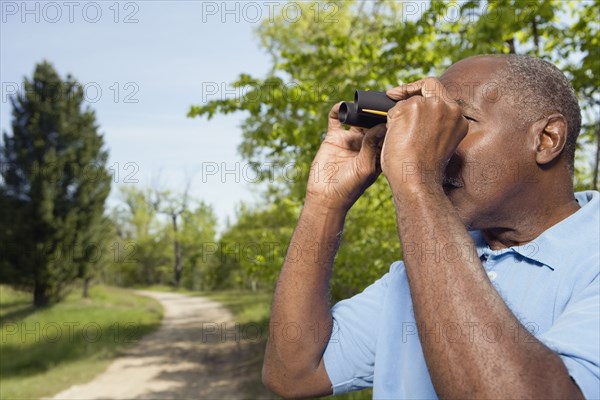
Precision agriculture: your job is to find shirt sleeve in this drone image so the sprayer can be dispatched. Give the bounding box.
[537,275,600,399]
[322,261,399,394]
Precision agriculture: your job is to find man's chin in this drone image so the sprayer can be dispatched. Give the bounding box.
[446,192,479,230]
[443,187,470,222]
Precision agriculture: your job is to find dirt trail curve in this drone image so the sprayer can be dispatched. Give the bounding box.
[52,291,276,400]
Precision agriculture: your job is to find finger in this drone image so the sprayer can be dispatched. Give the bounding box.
[386,77,445,100]
[386,80,426,100]
[324,124,364,151]
[357,124,387,172]
[385,99,412,125]
[344,124,370,149]
[420,77,446,99]
[325,107,366,151]
[349,125,367,135]
[328,102,344,131]
[344,129,365,151]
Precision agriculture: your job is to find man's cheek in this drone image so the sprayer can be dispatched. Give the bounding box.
[480,161,503,184]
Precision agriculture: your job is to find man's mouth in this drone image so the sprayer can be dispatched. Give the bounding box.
[442,176,464,189]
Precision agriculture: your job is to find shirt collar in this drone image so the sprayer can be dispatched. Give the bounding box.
[470,191,599,271]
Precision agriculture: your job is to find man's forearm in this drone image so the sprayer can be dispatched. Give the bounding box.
[263,202,345,395]
[391,183,582,399]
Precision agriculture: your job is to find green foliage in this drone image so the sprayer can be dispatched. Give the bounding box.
[213,198,299,291]
[103,186,172,287]
[211,181,401,302]
[189,0,599,298]
[0,61,112,306]
[0,284,162,399]
[179,201,219,290]
[332,180,401,301]
[567,0,600,190]
[104,186,218,290]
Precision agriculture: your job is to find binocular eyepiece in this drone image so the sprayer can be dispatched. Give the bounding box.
[338,90,397,129]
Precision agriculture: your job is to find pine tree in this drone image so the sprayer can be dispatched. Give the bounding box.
[0,61,111,306]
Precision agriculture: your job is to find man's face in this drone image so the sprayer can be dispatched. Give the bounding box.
[438,57,538,230]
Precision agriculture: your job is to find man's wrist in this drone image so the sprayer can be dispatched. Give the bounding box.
[292,200,347,266]
[303,197,350,219]
[383,160,445,190]
[385,169,443,195]
[387,176,445,205]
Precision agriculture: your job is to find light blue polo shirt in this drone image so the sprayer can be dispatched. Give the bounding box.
[323,191,599,399]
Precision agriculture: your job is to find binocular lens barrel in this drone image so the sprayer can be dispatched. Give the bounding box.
[338,90,397,129]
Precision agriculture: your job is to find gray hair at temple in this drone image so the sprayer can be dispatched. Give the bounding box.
[492,54,581,173]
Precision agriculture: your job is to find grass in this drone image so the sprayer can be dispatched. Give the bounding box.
[201,291,272,325]
[0,284,163,399]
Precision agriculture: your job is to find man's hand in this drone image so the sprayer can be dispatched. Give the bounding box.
[306,102,386,212]
[381,77,468,190]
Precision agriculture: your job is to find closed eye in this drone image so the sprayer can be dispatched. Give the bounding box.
[464,115,477,122]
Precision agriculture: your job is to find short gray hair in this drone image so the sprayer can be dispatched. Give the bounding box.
[492,55,581,170]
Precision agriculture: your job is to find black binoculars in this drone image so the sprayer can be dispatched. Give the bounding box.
[338,90,397,129]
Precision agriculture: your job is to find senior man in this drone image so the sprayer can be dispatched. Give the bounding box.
[262,54,599,399]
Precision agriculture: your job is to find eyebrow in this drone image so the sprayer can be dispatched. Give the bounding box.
[456,98,481,114]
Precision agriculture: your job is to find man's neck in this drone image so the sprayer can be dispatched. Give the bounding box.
[481,188,580,250]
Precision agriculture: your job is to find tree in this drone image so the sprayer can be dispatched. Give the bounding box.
[563,0,600,189]
[108,186,171,287]
[0,61,111,306]
[190,1,598,192]
[188,0,599,297]
[150,182,191,288]
[179,201,218,291]
[215,198,299,291]
[104,186,218,289]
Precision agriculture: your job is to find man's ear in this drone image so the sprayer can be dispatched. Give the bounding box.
[531,113,568,166]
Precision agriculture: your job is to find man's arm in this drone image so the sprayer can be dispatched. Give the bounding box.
[262,104,386,397]
[391,183,583,398]
[381,78,584,398]
[261,204,342,398]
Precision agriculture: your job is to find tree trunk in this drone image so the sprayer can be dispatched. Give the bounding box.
[33,281,49,307]
[531,18,539,54]
[506,37,516,54]
[593,121,600,190]
[83,277,91,298]
[172,215,182,288]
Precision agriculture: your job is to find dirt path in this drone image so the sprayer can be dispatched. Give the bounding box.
[52,291,276,399]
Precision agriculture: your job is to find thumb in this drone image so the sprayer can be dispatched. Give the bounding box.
[357,124,387,173]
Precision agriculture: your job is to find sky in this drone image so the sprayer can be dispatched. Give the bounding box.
[1,0,284,230]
